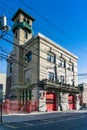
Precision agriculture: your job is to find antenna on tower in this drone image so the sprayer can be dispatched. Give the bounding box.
[0,14,10,38]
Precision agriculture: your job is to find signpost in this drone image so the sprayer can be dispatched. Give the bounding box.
[0,84,3,123]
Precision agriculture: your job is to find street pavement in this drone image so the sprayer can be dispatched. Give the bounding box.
[0,110,87,130]
[2,110,86,123]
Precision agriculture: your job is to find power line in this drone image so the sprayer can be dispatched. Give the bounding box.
[33,24,62,41]
[0,54,53,77]
[0,1,70,43]
[2,37,87,79]
[0,0,14,14]
[0,3,86,80]
[0,0,72,40]
[6,32,75,64]
[20,0,72,39]
[0,47,10,55]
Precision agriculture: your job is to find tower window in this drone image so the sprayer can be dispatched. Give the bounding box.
[27,20,29,24]
[24,31,28,39]
[23,18,26,22]
[10,62,12,73]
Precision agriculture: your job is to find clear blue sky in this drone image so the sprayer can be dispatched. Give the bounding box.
[0,0,87,83]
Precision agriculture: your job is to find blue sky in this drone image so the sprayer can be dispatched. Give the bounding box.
[0,0,87,83]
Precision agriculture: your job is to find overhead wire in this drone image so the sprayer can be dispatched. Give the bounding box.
[2,36,87,80]
[20,0,72,39]
[0,0,14,14]
[0,1,86,81]
[0,0,72,42]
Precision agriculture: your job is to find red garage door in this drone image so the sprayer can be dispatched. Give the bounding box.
[68,95,76,110]
[46,92,57,111]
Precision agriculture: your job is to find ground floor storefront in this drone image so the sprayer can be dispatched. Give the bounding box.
[4,81,80,113]
[2,89,80,113]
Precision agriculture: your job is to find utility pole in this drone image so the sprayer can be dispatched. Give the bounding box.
[0,84,3,123]
[0,14,10,123]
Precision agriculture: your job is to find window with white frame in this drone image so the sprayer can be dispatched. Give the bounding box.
[58,59,65,68]
[60,75,65,83]
[68,63,74,71]
[48,72,54,81]
[47,52,55,63]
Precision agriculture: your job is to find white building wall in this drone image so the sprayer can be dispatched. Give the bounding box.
[0,73,6,95]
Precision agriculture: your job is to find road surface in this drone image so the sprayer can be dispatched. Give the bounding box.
[0,111,87,130]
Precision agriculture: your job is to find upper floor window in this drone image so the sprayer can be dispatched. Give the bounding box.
[48,72,54,81]
[58,59,65,68]
[47,52,55,63]
[68,63,74,71]
[25,51,32,63]
[60,75,65,83]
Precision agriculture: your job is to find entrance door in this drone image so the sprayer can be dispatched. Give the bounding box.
[68,95,76,110]
[46,92,57,111]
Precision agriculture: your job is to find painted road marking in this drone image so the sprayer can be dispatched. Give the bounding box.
[4,124,18,129]
[19,122,34,126]
[30,116,83,126]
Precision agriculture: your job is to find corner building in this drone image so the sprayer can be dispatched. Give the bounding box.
[6,8,80,112]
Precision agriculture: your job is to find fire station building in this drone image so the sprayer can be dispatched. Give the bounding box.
[6,8,80,112]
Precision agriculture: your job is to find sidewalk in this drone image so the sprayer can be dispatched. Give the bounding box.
[2,110,87,123]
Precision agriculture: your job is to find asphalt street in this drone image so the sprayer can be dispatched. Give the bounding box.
[1,111,87,130]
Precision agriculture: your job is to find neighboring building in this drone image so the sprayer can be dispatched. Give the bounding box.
[6,8,80,112]
[79,83,87,109]
[0,72,6,97]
